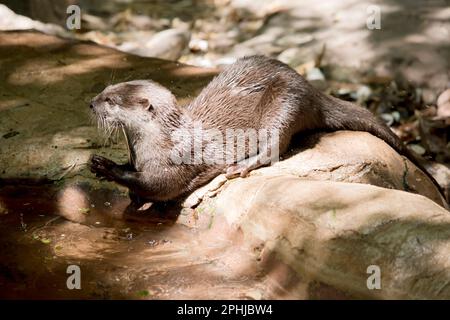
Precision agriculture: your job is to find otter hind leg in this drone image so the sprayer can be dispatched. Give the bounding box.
[225,152,272,179]
[225,129,291,179]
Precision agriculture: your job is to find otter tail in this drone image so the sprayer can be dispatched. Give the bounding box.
[322,95,447,205]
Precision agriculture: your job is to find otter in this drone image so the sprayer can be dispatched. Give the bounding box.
[89,55,445,203]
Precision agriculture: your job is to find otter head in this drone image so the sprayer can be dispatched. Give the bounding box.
[90,80,181,134]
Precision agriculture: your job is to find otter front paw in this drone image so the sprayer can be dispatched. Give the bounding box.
[90,155,121,181]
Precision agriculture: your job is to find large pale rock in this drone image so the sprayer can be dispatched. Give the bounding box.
[425,162,450,202]
[119,28,191,60]
[436,88,450,119]
[183,131,447,209]
[255,131,446,207]
[1,1,76,26]
[209,177,450,299]
[0,4,69,36]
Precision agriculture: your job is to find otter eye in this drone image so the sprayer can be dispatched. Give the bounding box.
[105,97,112,104]
[137,98,152,111]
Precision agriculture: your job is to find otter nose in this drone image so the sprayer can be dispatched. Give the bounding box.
[89,104,94,109]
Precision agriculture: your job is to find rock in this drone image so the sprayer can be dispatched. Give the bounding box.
[0,4,69,37]
[181,130,446,209]
[183,174,228,208]
[424,161,450,201]
[123,28,191,60]
[253,131,446,207]
[306,67,327,90]
[437,88,450,107]
[116,31,155,53]
[180,55,215,68]
[437,102,450,120]
[277,47,304,67]
[189,38,209,53]
[127,14,161,30]
[421,88,437,105]
[171,17,191,31]
[231,29,284,58]
[211,176,450,299]
[0,31,215,182]
[215,56,238,66]
[1,0,76,27]
[325,65,361,83]
[355,85,372,104]
[81,13,110,31]
[275,33,314,47]
[436,88,450,119]
[408,144,426,156]
[208,35,236,53]
[380,113,395,126]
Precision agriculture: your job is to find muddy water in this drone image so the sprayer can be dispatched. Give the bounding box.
[0,181,261,299]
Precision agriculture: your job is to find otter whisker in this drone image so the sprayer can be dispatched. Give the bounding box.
[121,124,133,165]
[96,117,121,147]
[108,69,116,86]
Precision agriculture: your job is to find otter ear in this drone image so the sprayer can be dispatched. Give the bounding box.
[137,98,153,111]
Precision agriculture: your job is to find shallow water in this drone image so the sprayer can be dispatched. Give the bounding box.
[0,181,260,299]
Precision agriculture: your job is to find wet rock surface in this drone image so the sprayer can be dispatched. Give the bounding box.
[0,31,216,181]
[0,31,449,299]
